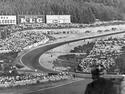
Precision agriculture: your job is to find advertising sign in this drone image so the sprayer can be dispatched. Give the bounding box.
[46,15,71,24]
[18,15,45,24]
[0,15,16,25]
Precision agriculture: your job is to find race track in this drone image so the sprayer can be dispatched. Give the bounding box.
[21,30,125,73]
[20,31,125,94]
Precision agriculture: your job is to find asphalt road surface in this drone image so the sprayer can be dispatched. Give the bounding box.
[19,31,125,94]
[21,30,125,73]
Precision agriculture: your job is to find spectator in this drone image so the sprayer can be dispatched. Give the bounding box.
[0,71,72,88]
[84,67,116,94]
[77,37,125,73]
[0,30,48,52]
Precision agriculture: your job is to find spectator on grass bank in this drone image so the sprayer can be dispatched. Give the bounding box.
[84,67,116,94]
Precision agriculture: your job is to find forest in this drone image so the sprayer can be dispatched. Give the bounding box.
[0,0,125,23]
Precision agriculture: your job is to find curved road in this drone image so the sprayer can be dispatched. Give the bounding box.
[21,30,125,73]
[10,31,124,94]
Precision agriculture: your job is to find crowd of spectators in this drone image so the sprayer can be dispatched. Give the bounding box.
[0,30,48,53]
[0,20,125,74]
[78,37,125,73]
[0,20,124,38]
[0,20,122,56]
[0,72,72,88]
[13,20,125,30]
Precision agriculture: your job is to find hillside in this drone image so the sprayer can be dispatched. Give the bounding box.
[0,0,125,23]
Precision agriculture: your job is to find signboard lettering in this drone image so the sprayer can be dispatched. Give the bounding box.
[0,15,16,25]
[18,15,45,24]
[46,15,71,24]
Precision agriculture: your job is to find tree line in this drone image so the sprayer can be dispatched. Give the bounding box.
[0,0,124,23]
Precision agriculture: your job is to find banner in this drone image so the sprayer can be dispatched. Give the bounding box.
[46,15,71,24]
[18,15,45,24]
[0,15,16,25]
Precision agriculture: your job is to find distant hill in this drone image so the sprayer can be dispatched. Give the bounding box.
[0,0,125,24]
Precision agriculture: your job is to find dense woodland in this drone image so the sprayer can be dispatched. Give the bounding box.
[0,0,125,23]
